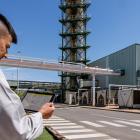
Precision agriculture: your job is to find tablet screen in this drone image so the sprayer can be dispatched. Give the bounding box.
[22,91,55,112]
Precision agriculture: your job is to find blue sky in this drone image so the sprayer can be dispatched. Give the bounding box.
[1,0,140,82]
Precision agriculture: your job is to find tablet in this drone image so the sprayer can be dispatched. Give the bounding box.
[21,90,56,112]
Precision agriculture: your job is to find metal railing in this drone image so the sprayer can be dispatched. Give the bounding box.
[62,84,77,90]
[58,43,91,48]
[59,0,91,6]
[59,14,91,20]
[0,55,122,76]
[86,56,91,61]
[58,71,69,76]
[59,28,91,34]
[2,54,87,68]
[58,71,84,76]
[58,56,91,62]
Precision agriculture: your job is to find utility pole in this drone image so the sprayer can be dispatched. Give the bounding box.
[17,51,22,91]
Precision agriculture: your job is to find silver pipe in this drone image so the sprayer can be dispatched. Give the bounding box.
[108,84,139,101]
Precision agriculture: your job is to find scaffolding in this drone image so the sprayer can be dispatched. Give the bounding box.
[58,0,91,102]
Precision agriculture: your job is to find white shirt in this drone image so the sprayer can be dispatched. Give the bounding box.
[0,69,43,140]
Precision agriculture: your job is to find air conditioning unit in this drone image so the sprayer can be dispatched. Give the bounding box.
[97,90,106,105]
[118,89,140,108]
[106,90,118,105]
[65,92,77,105]
[82,92,88,104]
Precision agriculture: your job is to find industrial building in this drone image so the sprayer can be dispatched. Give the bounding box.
[8,80,61,95]
[57,0,130,106]
[58,37,140,106]
[88,43,140,88]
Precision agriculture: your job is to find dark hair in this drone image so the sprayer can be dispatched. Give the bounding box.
[0,14,17,44]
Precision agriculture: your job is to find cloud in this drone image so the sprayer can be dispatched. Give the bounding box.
[2,68,17,71]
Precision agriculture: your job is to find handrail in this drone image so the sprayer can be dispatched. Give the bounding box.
[2,54,87,68]
[59,14,91,20]
[3,55,111,71]
[58,43,91,48]
[59,0,91,6]
[58,56,91,62]
[0,55,123,76]
[59,28,91,34]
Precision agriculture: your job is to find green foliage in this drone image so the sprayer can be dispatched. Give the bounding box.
[16,91,26,98]
[35,128,54,140]
[11,89,26,98]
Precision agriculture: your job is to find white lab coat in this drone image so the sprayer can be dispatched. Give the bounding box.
[0,69,43,140]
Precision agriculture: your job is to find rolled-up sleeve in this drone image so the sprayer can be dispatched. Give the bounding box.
[20,112,43,140]
[0,98,43,140]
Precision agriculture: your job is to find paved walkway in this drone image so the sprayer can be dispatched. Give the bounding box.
[43,104,140,139]
[59,104,140,114]
[44,115,119,140]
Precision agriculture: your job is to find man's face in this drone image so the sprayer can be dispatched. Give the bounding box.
[0,35,12,60]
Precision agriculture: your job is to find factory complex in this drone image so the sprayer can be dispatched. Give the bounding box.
[57,0,140,108]
[4,0,140,108]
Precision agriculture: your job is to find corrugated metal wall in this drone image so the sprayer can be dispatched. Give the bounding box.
[109,44,136,85]
[136,44,140,85]
[88,44,139,87]
[88,56,109,87]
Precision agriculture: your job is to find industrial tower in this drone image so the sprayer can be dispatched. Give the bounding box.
[58,0,91,103]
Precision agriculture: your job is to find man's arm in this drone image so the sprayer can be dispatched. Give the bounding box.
[0,69,55,140]
[25,103,55,140]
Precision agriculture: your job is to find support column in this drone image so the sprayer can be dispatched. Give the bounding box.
[92,74,95,106]
[78,89,79,105]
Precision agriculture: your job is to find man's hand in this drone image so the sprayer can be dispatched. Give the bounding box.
[39,102,55,119]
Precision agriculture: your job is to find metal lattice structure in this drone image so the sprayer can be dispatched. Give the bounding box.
[58,0,91,102]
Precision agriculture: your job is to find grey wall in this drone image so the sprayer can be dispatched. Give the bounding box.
[109,44,136,85]
[136,44,140,85]
[88,56,109,88]
[88,44,139,87]
[7,80,18,87]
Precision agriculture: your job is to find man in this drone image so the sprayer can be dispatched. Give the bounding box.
[0,14,55,140]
